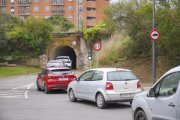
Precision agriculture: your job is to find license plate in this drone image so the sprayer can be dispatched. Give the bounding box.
[59,78,68,81]
[120,93,134,98]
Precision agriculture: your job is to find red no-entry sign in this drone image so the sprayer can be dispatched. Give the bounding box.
[150,29,160,40]
[93,41,102,51]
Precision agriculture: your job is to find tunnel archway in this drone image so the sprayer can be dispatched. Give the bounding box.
[53,46,77,69]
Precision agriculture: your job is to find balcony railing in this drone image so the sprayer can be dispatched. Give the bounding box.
[18,1,31,6]
[19,12,31,15]
[52,2,64,6]
[52,10,64,15]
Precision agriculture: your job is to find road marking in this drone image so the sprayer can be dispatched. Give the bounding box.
[0,83,34,98]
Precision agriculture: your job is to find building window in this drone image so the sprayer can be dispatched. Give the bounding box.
[53,0,63,4]
[78,0,82,3]
[1,7,6,13]
[34,0,39,2]
[1,0,6,5]
[45,6,50,12]
[87,7,96,11]
[34,6,39,11]
[87,17,96,21]
[78,6,83,12]
[26,7,30,14]
[45,0,49,2]
[68,0,72,1]
[87,0,95,1]
[68,6,73,11]
[19,7,24,14]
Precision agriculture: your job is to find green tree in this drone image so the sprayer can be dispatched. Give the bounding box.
[7,16,53,56]
[0,13,22,55]
[46,16,74,32]
[83,23,112,43]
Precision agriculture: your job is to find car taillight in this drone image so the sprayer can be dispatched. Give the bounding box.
[106,82,113,90]
[137,81,144,91]
[70,77,76,81]
[48,74,53,79]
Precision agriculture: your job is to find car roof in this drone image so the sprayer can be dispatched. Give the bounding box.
[57,56,69,58]
[86,68,131,72]
[48,60,63,63]
[161,65,180,78]
[46,67,70,70]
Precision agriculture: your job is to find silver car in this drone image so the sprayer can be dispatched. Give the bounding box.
[67,68,143,108]
[56,56,72,68]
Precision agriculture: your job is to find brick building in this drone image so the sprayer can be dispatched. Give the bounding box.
[0,0,109,27]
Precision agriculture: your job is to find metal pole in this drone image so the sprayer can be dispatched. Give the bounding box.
[152,0,156,83]
[97,51,99,67]
[77,0,80,27]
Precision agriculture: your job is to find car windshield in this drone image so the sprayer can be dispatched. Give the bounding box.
[47,62,63,67]
[50,69,72,75]
[107,71,138,81]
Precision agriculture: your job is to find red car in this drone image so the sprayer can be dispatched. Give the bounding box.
[36,67,76,94]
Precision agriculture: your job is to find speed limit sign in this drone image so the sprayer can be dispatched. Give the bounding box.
[150,29,160,40]
[93,41,102,51]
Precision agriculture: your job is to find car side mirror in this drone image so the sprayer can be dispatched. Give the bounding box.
[148,88,155,97]
[75,78,79,82]
[148,88,159,97]
[37,73,42,76]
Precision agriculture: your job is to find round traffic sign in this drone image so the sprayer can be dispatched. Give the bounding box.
[93,41,102,51]
[150,29,160,40]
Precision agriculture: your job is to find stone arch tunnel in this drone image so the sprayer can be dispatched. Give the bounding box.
[53,45,77,69]
[47,33,89,70]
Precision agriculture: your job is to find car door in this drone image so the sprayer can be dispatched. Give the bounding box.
[148,72,180,120]
[37,69,45,88]
[88,70,104,101]
[75,70,94,99]
[176,72,180,120]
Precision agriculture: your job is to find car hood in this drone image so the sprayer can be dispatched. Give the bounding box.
[134,90,148,99]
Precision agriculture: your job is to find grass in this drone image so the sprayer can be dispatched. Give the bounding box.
[0,65,42,77]
[97,32,129,65]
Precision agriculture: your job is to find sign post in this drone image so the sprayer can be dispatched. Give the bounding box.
[150,29,160,84]
[93,41,102,67]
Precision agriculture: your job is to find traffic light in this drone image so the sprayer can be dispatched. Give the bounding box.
[88,48,92,60]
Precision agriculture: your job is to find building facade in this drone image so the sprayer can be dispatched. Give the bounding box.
[0,0,109,27]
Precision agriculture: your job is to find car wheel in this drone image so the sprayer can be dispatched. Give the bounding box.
[135,110,147,120]
[96,93,107,109]
[68,89,77,102]
[36,81,41,91]
[44,84,50,94]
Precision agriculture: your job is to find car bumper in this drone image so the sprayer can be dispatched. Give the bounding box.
[48,84,68,90]
[105,91,141,102]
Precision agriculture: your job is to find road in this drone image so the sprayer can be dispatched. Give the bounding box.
[0,72,132,120]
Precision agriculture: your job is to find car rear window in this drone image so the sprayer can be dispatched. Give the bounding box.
[107,71,138,81]
[47,62,63,67]
[50,69,72,75]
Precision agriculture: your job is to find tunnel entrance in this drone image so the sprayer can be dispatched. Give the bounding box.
[53,46,76,69]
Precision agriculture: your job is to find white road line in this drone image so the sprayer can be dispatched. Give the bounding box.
[24,83,34,98]
[0,83,34,98]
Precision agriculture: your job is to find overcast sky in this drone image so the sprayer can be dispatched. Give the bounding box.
[110,0,119,3]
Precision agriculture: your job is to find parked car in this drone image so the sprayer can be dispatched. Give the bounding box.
[36,67,76,94]
[131,65,180,120]
[46,60,64,68]
[56,56,72,68]
[67,68,143,109]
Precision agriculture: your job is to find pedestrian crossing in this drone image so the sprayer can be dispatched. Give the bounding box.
[0,83,34,98]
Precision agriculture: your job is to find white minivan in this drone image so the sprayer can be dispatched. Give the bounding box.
[132,65,180,120]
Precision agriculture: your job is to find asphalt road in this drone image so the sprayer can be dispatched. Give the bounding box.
[0,72,132,120]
